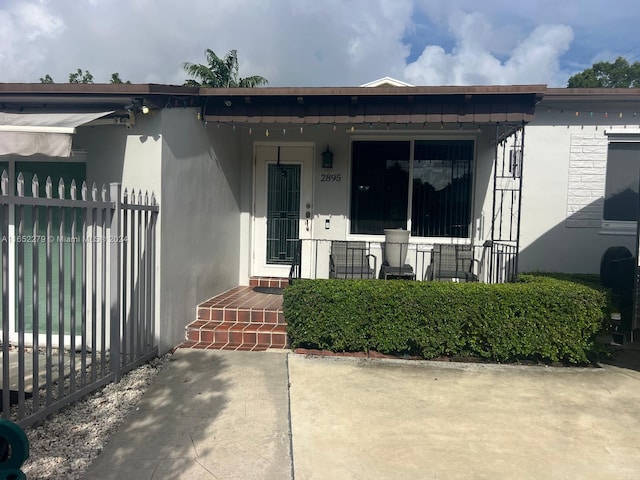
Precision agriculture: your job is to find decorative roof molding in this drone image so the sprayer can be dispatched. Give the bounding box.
[359,77,414,88]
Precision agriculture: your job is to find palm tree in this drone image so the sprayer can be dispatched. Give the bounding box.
[182,49,268,88]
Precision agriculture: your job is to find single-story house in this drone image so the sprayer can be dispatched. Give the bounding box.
[1,81,639,352]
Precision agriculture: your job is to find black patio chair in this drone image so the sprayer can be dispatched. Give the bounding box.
[329,241,377,279]
[427,244,478,282]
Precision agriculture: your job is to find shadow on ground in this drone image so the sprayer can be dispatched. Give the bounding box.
[599,341,640,373]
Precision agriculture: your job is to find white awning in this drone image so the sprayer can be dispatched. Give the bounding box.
[0,111,113,157]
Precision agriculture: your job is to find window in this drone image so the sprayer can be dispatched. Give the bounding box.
[603,142,640,223]
[350,141,410,234]
[350,139,474,237]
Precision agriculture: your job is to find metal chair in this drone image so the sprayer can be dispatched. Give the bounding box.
[329,241,377,279]
[427,244,478,282]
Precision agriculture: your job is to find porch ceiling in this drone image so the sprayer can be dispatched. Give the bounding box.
[202,85,546,125]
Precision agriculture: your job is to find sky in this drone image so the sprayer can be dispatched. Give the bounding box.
[1,0,639,88]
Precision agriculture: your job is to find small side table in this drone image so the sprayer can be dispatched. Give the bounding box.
[380,264,415,280]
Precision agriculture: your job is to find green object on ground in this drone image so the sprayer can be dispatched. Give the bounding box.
[0,419,29,480]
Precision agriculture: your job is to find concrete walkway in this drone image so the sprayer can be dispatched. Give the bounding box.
[85,349,640,479]
[84,349,292,479]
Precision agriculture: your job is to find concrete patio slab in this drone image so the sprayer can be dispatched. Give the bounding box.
[288,355,640,480]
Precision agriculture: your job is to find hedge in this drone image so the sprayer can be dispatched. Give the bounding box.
[283,275,610,365]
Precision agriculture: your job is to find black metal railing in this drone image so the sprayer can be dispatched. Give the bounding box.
[288,238,519,285]
[483,240,519,283]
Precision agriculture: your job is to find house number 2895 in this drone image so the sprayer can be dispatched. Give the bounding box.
[321,173,341,182]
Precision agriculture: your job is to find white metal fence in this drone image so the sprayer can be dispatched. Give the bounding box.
[0,171,158,428]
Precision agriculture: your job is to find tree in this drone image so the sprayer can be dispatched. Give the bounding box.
[182,49,268,88]
[110,72,131,84]
[39,71,130,84]
[567,57,640,88]
[68,68,94,84]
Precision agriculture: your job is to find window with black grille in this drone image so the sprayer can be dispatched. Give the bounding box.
[350,139,474,238]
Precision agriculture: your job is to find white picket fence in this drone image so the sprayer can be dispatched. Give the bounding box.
[0,171,159,427]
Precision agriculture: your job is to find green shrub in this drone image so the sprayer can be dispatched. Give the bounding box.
[283,276,610,365]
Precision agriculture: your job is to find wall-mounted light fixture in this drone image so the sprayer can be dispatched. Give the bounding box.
[321,145,334,169]
[124,98,151,116]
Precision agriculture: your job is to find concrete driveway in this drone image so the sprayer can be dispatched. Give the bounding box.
[289,354,640,480]
[84,348,640,479]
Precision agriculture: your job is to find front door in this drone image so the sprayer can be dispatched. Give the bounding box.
[254,144,314,277]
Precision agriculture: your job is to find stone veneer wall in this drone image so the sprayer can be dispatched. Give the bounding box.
[566,132,608,228]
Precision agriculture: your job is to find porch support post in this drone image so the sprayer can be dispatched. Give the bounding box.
[1,173,10,417]
[513,123,526,280]
[489,122,526,283]
[489,123,499,283]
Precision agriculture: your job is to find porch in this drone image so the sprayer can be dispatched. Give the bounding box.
[187,85,538,351]
[183,239,518,351]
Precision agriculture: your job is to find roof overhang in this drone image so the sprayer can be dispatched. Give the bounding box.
[544,87,640,101]
[0,83,548,134]
[539,88,640,111]
[0,83,201,157]
[201,85,546,125]
[0,83,201,123]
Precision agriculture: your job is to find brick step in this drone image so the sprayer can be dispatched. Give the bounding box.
[197,306,286,324]
[183,320,289,351]
[249,277,289,288]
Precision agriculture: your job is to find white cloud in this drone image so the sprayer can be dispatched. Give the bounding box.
[0,1,64,82]
[0,0,632,87]
[0,0,415,86]
[404,12,573,86]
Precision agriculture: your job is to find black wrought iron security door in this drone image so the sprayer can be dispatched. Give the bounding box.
[266,164,300,264]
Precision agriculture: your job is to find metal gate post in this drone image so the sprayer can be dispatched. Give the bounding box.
[109,183,122,382]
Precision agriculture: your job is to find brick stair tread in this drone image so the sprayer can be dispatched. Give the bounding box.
[197,308,285,323]
[249,277,289,288]
[188,280,290,351]
[187,321,287,333]
[185,319,289,351]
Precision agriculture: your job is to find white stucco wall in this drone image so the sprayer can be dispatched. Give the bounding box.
[77,115,164,347]
[520,107,637,273]
[159,109,241,351]
[78,110,242,352]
